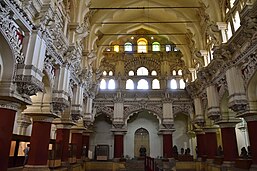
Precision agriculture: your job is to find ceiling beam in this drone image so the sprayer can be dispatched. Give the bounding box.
[97,44,187,47]
[94,21,198,24]
[98,33,187,36]
[90,6,201,10]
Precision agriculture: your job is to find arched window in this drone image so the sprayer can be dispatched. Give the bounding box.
[151,70,157,76]
[172,70,177,75]
[128,71,134,76]
[124,42,133,52]
[109,71,113,76]
[152,79,160,89]
[100,79,106,89]
[114,45,119,52]
[233,11,241,31]
[137,67,149,76]
[152,42,160,51]
[179,79,185,89]
[170,79,177,89]
[178,70,183,76]
[126,79,134,89]
[137,79,149,89]
[103,71,107,76]
[174,47,179,51]
[108,79,115,89]
[137,38,147,53]
[227,22,233,40]
[166,45,171,52]
[230,0,236,8]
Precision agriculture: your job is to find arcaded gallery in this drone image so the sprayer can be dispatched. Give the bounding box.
[0,0,257,171]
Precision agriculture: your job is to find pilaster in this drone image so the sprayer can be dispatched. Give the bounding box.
[225,66,248,113]
[206,85,221,120]
[194,97,205,126]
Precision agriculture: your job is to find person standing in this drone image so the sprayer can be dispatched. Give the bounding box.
[23,144,30,165]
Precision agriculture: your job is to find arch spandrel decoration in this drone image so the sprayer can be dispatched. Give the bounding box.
[124,103,162,124]
[173,104,194,120]
[124,57,161,75]
[95,105,114,120]
[0,5,25,64]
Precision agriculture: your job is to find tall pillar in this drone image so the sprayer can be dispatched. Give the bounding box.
[216,22,228,43]
[114,133,124,158]
[226,66,248,113]
[56,127,71,164]
[196,132,206,158]
[25,119,52,171]
[247,120,257,166]
[71,131,83,160]
[206,85,220,120]
[82,133,90,158]
[194,97,205,126]
[0,103,19,171]
[220,125,238,161]
[204,130,217,159]
[163,133,173,158]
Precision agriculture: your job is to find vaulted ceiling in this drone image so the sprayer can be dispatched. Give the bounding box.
[84,0,223,69]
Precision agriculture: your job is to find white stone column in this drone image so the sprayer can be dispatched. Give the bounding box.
[206,85,220,120]
[194,97,204,126]
[225,66,248,112]
[200,50,209,67]
[162,101,174,128]
[217,22,228,43]
[113,92,124,129]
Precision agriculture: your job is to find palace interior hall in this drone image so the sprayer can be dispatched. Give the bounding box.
[1,0,257,171]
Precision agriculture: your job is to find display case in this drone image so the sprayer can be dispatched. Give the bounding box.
[48,143,62,168]
[95,145,109,161]
[68,144,77,164]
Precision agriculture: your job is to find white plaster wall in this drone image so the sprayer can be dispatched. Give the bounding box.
[90,116,114,159]
[173,114,190,154]
[124,111,162,158]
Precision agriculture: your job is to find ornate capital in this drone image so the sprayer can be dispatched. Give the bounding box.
[0,100,21,111]
[207,107,221,120]
[52,97,69,115]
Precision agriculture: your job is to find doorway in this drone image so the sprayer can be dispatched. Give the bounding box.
[134,128,149,157]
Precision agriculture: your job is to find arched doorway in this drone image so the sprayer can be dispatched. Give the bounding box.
[134,128,149,157]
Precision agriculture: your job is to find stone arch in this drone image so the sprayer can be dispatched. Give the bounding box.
[124,105,162,125]
[173,104,194,120]
[0,9,24,64]
[124,57,161,75]
[95,106,114,120]
[246,69,257,111]
[22,73,53,118]
[0,32,16,82]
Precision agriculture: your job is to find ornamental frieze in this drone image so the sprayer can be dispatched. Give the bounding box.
[95,105,114,119]
[123,103,162,120]
[0,3,25,64]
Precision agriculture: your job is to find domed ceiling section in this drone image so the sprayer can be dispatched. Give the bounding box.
[85,0,222,69]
